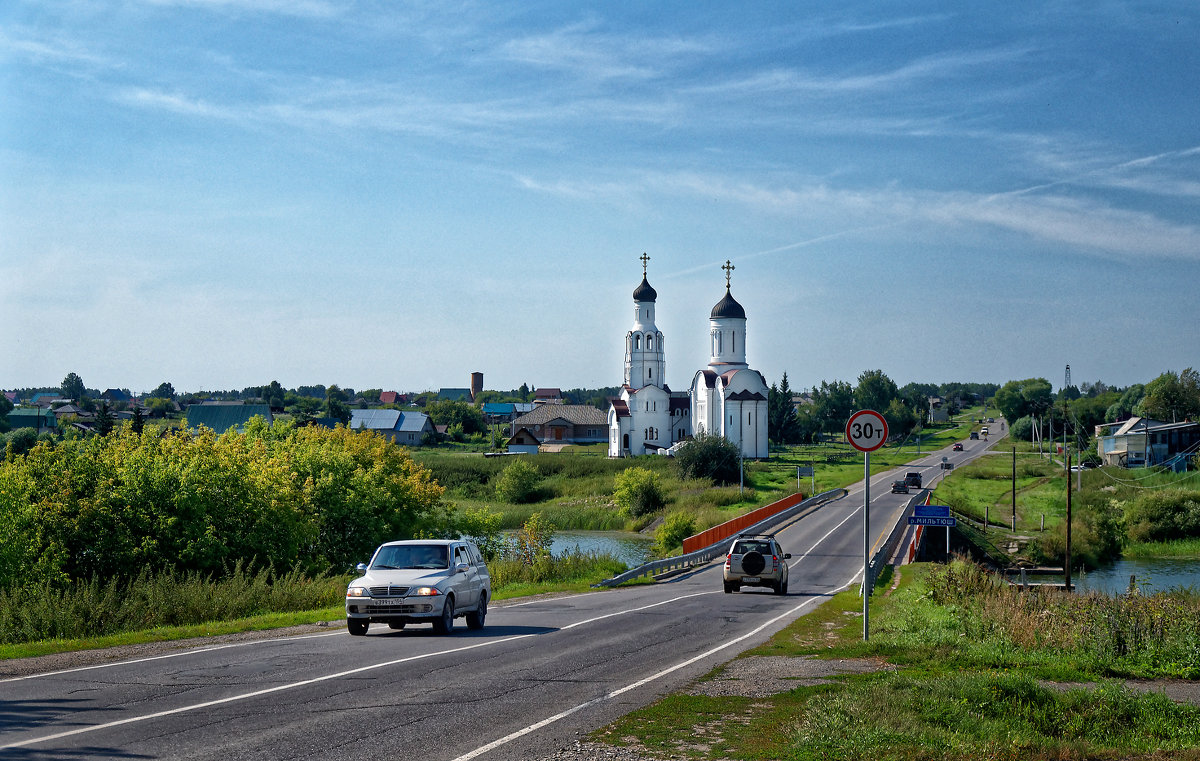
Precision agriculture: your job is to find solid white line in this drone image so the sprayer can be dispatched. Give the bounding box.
[0,631,344,684]
[448,576,858,761]
[0,591,713,750]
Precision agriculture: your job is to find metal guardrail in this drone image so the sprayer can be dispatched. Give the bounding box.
[593,488,848,587]
[865,491,924,592]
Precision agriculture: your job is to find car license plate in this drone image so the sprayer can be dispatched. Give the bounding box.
[373,598,406,605]
[741,577,760,583]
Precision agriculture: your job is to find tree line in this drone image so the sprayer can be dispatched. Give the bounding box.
[767,371,998,445]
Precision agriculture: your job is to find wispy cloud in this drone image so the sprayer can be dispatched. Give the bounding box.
[138,0,341,19]
[497,20,713,80]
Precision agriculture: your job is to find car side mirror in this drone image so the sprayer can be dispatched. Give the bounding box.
[356,563,367,573]
[783,553,792,559]
[456,562,470,574]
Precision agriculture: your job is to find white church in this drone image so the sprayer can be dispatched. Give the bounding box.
[608,256,769,459]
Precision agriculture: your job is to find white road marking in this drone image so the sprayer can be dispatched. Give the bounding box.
[0,631,344,684]
[449,575,858,761]
[0,591,713,750]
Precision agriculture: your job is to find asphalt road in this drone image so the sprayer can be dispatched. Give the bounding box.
[0,427,1002,761]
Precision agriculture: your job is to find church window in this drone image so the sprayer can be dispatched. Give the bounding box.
[648,368,652,379]
[732,331,735,352]
[646,335,653,350]
[634,335,641,350]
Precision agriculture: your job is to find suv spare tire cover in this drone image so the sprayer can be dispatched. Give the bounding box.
[741,551,766,576]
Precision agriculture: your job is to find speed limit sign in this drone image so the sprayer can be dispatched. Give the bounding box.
[845,409,888,452]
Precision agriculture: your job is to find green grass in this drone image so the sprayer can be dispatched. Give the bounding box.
[599,561,1200,761]
[1122,537,1200,559]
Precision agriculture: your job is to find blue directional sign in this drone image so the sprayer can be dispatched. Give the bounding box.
[909,516,957,527]
[914,504,950,518]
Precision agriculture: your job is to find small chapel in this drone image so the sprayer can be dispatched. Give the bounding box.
[607,256,770,459]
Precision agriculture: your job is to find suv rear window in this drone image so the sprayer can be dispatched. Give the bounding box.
[733,540,772,554]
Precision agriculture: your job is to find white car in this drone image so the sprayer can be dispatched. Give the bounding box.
[345,539,491,636]
[723,534,790,594]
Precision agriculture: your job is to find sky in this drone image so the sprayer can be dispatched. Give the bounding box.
[2,1,1198,397]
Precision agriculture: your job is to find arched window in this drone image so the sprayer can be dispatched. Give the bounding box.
[634,334,641,350]
[646,334,653,351]
[648,367,652,379]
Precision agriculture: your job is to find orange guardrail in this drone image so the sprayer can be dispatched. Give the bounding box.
[681,491,806,555]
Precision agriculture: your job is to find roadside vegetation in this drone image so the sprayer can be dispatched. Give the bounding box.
[600,559,1200,760]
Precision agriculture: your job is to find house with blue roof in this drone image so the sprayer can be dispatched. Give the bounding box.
[349,409,434,446]
[185,404,273,434]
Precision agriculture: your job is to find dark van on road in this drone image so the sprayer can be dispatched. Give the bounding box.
[904,471,922,488]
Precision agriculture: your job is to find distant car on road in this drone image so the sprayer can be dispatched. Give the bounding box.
[904,471,922,488]
[723,534,790,594]
[969,432,979,440]
[953,442,964,451]
[891,480,909,494]
[987,417,995,423]
[345,539,491,636]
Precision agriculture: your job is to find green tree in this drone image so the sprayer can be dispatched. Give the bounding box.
[130,405,145,434]
[61,372,85,402]
[613,466,667,517]
[883,398,917,438]
[262,381,286,411]
[145,397,175,418]
[768,372,801,445]
[291,397,322,425]
[0,394,12,433]
[95,401,114,436]
[426,400,485,435]
[810,379,855,437]
[325,384,351,425]
[150,382,176,400]
[512,513,555,564]
[1105,384,1145,422]
[854,369,899,414]
[993,378,1053,423]
[674,432,742,485]
[495,459,542,503]
[1136,369,1200,422]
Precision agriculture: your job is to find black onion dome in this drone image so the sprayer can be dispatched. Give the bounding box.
[710,287,745,319]
[632,276,657,302]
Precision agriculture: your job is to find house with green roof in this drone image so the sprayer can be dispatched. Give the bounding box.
[185,404,273,434]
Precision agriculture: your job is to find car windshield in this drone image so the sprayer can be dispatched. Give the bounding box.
[371,544,449,570]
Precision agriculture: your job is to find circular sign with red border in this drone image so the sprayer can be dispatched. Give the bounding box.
[845,409,888,452]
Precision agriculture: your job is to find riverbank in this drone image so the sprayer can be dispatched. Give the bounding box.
[590,560,1200,760]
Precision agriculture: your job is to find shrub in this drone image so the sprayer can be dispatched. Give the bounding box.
[655,511,696,553]
[494,459,543,503]
[673,432,742,485]
[613,466,667,517]
[1125,490,1200,544]
[453,507,504,560]
[510,512,555,564]
[1009,415,1035,441]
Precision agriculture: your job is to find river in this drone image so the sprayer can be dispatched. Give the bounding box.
[504,529,656,567]
[1075,557,1200,595]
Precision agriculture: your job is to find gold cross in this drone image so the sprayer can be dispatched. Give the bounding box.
[723,259,735,287]
[640,252,650,276]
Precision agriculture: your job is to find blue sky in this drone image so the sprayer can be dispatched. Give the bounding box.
[2,1,1198,396]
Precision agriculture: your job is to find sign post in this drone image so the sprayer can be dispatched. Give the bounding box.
[846,409,888,641]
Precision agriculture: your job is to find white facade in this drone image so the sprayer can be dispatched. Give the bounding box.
[688,267,769,459]
[609,257,768,460]
[610,267,677,457]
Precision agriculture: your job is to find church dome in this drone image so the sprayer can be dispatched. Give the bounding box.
[633,276,657,302]
[710,287,745,319]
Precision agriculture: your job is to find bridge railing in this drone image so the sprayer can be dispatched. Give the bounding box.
[593,488,846,587]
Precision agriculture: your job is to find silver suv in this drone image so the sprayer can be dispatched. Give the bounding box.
[345,539,491,636]
[722,534,790,594]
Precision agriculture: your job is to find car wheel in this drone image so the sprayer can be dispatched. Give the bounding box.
[775,579,788,595]
[723,581,734,593]
[347,618,368,636]
[432,596,454,634]
[466,593,487,630]
[387,621,406,630]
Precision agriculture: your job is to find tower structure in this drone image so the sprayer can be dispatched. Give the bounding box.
[689,260,769,459]
[608,255,689,457]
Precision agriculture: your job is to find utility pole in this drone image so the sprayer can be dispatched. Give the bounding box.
[1012,446,1017,531]
[1065,446,1073,591]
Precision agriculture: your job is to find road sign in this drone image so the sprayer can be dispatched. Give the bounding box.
[796,466,814,477]
[845,409,888,452]
[909,516,957,527]
[914,505,950,518]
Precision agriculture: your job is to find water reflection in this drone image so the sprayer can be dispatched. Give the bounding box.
[1076,558,1200,596]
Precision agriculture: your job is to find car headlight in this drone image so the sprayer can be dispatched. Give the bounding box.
[410,586,441,596]
[346,586,370,598]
